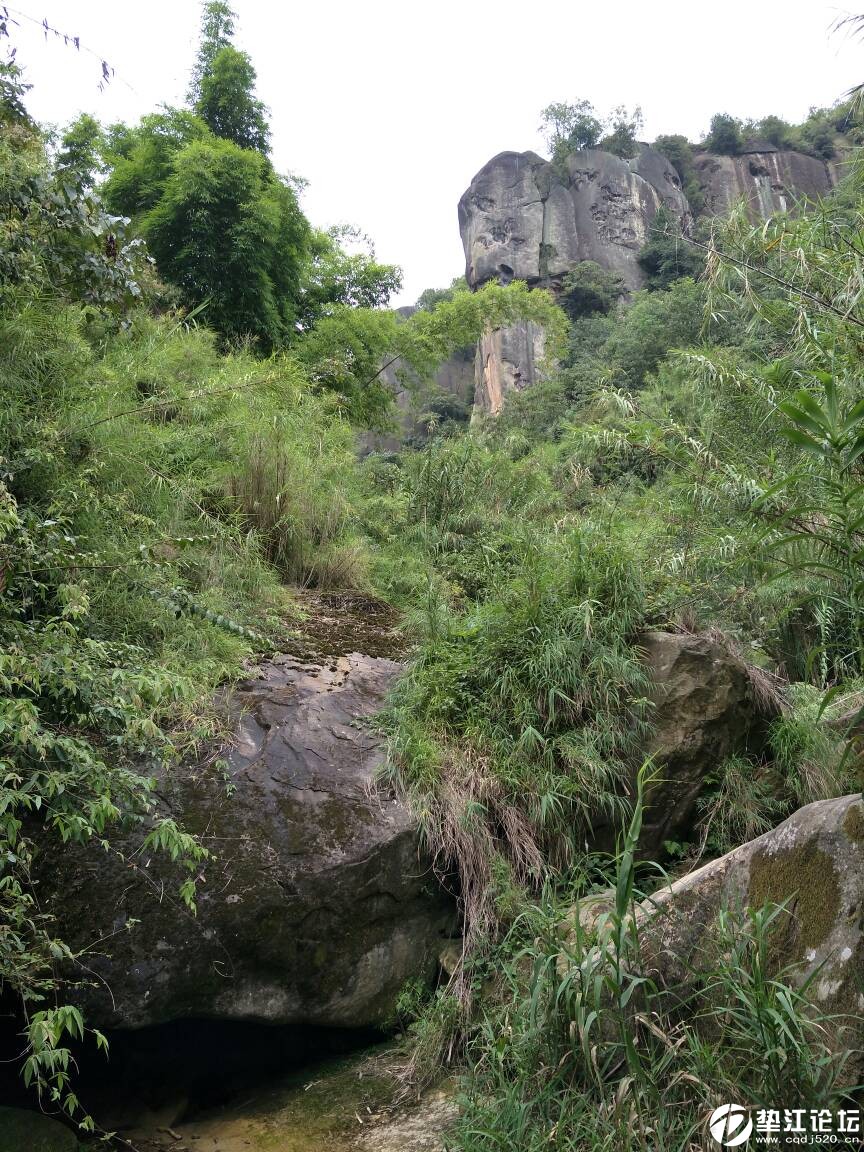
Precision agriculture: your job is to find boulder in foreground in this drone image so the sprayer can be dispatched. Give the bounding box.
[38,632,455,1030]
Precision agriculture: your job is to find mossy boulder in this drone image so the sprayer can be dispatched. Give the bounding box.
[36,638,455,1031]
[638,794,864,1077]
[0,1107,79,1152]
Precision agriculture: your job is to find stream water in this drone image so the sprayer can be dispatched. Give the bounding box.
[99,1040,455,1152]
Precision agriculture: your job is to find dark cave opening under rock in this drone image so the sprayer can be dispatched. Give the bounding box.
[83,1017,386,1125]
[1,1013,387,1135]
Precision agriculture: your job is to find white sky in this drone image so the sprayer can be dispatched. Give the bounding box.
[6,1,864,304]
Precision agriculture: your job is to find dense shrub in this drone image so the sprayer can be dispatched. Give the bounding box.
[704,112,743,155]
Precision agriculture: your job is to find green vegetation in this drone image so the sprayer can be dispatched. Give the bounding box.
[539,100,645,168]
[0,16,563,1125]
[539,99,604,168]
[558,261,625,320]
[190,2,270,153]
[704,111,744,156]
[598,104,644,159]
[637,207,705,290]
[379,128,864,1146]
[698,104,857,160]
[444,771,856,1152]
[652,133,704,212]
[5,6,864,1146]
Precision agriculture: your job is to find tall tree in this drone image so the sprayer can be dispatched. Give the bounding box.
[705,112,743,156]
[143,137,308,349]
[103,107,212,217]
[195,44,270,153]
[601,105,644,159]
[189,2,270,154]
[540,99,603,168]
[55,112,105,189]
[188,0,236,103]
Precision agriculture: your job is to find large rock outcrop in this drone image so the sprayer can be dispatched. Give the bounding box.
[695,143,838,219]
[473,321,547,416]
[583,631,777,859]
[458,145,690,416]
[362,345,475,452]
[645,794,864,1075]
[638,631,774,855]
[458,147,689,296]
[568,795,864,1080]
[37,594,455,1031]
[459,143,839,415]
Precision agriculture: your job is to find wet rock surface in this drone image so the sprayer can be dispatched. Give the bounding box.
[37,591,454,1031]
[113,1044,455,1152]
[694,145,837,219]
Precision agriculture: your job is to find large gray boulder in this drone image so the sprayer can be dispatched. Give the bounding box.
[37,603,454,1031]
[642,794,864,1076]
[638,631,774,855]
[458,151,548,291]
[566,796,864,1080]
[582,631,774,859]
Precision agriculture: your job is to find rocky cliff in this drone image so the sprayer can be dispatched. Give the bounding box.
[459,142,840,414]
[362,346,475,453]
[694,142,838,218]
[361,305,475,453]
[459,146,690,296]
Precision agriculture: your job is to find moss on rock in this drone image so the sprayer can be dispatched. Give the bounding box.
[842,800,864,844]
[748,837,840,956]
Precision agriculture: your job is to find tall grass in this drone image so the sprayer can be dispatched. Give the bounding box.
[447,767,857,1152]
[384,519,650,949]
[228,425,367,588]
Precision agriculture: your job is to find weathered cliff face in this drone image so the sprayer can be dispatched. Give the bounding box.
[473,321,546,416]
[694,143,837,219]
[458,146,689,295]
[361,349,475,453]
[459,142,840,415]
[361,304,475,453]
[458,145,691,416]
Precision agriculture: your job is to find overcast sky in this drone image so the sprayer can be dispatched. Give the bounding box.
[6,1,863,304]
